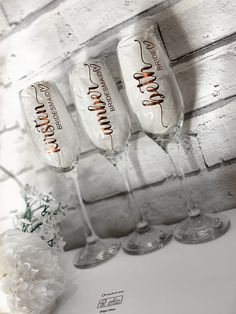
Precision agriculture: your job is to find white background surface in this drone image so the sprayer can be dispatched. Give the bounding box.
[54,208,236,314]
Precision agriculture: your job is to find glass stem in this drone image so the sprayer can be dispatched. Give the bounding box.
[107,151,149,231]
[161,137,201,218]
[69,165,99,243]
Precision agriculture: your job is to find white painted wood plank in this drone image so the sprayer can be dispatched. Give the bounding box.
[158,0,236,59]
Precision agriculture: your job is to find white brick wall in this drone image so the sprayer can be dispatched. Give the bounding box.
[0,0,236,247]
[174,41,236,113]
[2,0,54,24]
[0,0,167,85]
[158,0,236,59]
[188,100,236,167]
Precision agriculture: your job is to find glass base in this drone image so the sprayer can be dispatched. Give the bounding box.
[73,238,120,269]
[122,224,172,255]
[173,213,230,244]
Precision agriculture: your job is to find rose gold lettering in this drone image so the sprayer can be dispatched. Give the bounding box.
[44,145,60,154]
[86,63,114,136]
[32,84,61,153]
[34,119,50,130]
[41,125,55,134]
[35,104,45,114]
[143,40,155,50]
[133,40,167,127]
[144,41,163,71]
[38,84,49,92]
[90,64,101,72]
[85,63,117,152]
[38,113,49,120]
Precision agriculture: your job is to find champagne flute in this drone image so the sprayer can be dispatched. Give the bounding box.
[69,60,172,254]
[117,29,230,244]
[19,80,120,268]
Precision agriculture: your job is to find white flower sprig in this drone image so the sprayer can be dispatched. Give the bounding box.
[14,184,68,252]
